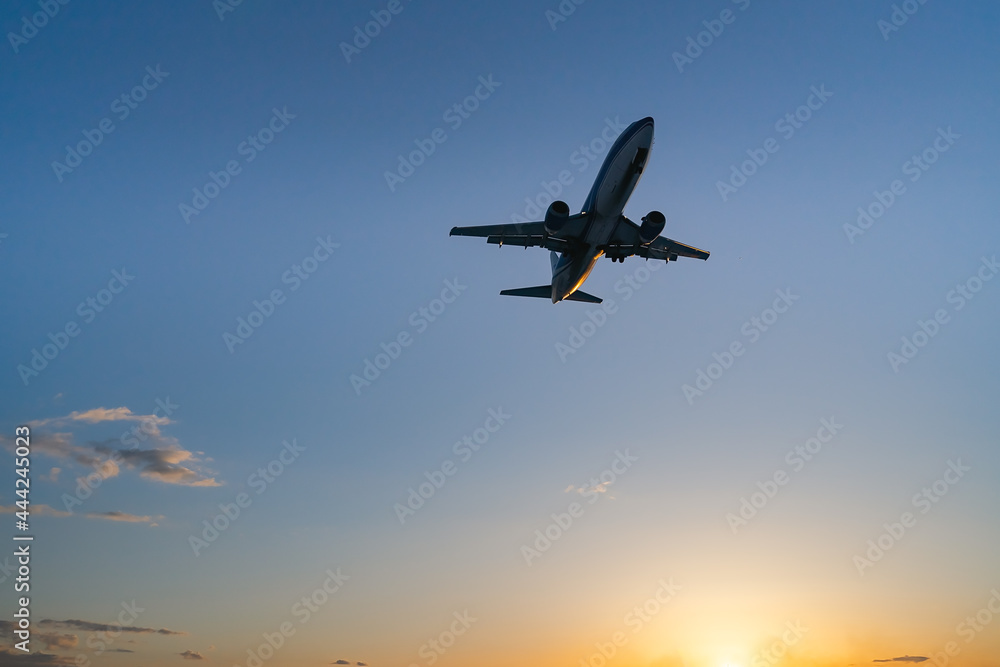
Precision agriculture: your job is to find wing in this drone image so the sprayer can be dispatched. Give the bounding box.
[449,214,589,253]
[602,215,710,262]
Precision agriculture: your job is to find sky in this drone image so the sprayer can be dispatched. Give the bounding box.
[1,1,999,666]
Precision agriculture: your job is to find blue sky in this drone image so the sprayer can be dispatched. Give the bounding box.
[2,1,999,666]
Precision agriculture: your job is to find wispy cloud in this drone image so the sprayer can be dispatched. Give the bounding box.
[180,650,204,660]
[85,511,163,526]
[0,647,76,666]
[27,432,102,467]
[39,619,184,635]
[97,445,219,486]
[0,504,72,518]
[0,506,162,525]
[30,406,171,432]
[565,482,615,498]
[34,632,78,650]
[3,408,219,488]
[0,623,72,654]
[874,657,929,663]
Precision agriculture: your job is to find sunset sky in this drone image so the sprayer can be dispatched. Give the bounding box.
[1,1,999,666]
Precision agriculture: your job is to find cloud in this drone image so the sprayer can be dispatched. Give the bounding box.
[874,657,929,663]
[25,432,102,468]
[2,406,218,492]
[83,511,163,526]
[0,504,72,518]
[0,506,162,525]
[3,431,218,488]
[39,619,184,635]
[15,432,119,482]
[0,648,76,666]
[95,445,219,487]
[34,505,73,518]
[36,632,78,650]
[180,650,204,660]
[48,467,61,483]
[334,661,350,665]
[565,481,615,498]
[31,407,171,432]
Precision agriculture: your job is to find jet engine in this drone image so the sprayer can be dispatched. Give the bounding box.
[544,200,570,235]
[639,211,665,244]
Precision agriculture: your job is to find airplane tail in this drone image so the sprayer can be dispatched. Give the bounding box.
[499,285,603,304]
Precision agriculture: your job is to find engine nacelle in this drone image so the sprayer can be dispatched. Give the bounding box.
[544,200,570,235]
[639,210,665,244]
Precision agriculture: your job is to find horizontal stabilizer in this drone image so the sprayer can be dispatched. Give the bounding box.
[563,290,602,304]
[499,285,551,299]
[499,285,603,303]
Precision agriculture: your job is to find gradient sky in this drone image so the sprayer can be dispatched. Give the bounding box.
[2,1,999,666]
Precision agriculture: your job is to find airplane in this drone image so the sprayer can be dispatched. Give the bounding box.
[449,116,710,304]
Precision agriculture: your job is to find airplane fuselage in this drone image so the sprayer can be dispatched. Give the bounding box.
[550,117,655,302]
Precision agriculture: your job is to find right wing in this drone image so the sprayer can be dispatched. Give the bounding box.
[449,214,589,253]
[603,216,710,262]
[645,235,711,261]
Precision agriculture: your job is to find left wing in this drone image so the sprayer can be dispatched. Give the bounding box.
[449,214,589,253]
[602,215,710,262]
